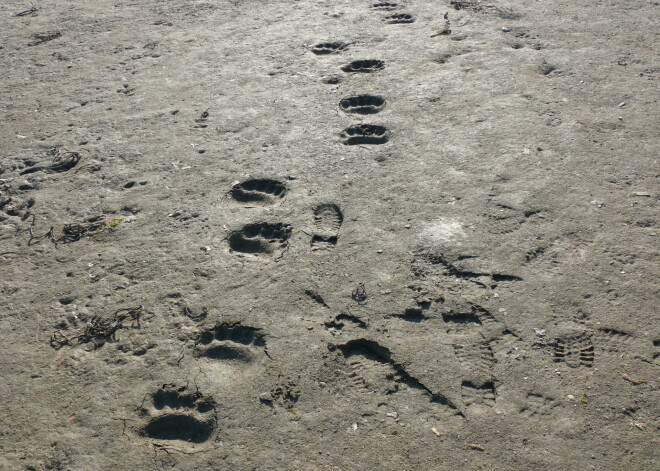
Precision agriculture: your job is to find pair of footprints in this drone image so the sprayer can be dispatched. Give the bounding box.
[138,324,266,445]
[228,179,344,254]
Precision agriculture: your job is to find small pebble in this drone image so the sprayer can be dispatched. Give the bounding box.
[376,249,383,253]
[502,27,510,32]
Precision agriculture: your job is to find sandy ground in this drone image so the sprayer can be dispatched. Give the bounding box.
[0,0,658,470]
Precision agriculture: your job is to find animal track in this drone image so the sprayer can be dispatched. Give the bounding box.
[371,2,399,11]
[196,323,265,363]
[311,203,343,249]
[337,339,454,407]
[552,334,594,367]
[230,179,286,205]
[259,378,300,409]
[312,42,348,55]
[339,95,386,115]
[341,59,384,73]
[340,124,390,145]
[461,381,496,408]
[139,384,216,443]
[228,222,291,256]
[520,393,560,417]
[453,341,495,383]
[385,13,415,24]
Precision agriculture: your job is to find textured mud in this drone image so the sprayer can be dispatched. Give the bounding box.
[0,1,658,470]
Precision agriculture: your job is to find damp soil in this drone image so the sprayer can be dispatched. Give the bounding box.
[0,1,658,470]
